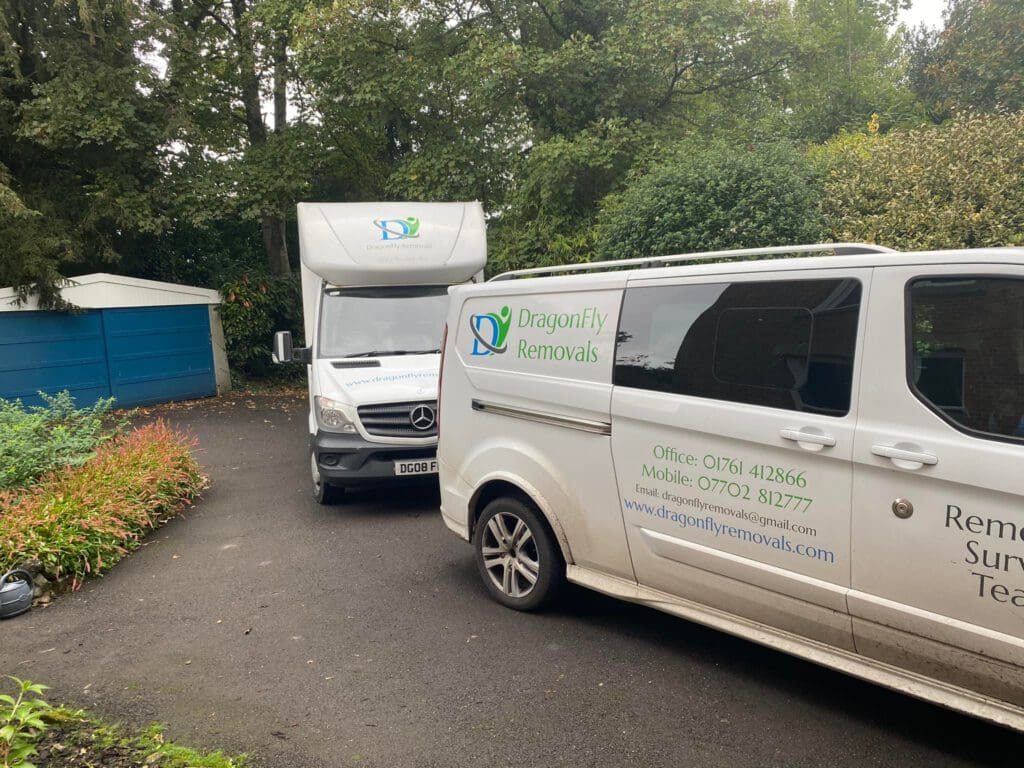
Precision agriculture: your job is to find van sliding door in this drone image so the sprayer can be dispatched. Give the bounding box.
[610,268,873,649]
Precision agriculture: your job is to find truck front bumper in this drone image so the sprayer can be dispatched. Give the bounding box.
[311,430,436,487]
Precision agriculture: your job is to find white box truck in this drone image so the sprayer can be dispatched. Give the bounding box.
[273,202,486,503]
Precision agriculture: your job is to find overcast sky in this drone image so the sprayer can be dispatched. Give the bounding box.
[898,0,947,29]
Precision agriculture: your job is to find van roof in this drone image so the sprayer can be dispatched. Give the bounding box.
[488,243,1024,283]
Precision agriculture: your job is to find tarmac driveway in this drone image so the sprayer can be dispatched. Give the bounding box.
[1,394,1020,767]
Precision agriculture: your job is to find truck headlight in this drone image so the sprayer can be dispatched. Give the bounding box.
[315,397,357,433]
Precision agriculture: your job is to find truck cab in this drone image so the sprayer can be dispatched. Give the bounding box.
[274,201,486,503]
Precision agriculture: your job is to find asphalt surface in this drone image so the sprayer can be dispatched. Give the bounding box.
[1,393,1021,767]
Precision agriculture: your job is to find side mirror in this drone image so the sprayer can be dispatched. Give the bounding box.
[272,331,293,363]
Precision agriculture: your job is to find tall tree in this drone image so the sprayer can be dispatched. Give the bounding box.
[160,0,323,275]
[0,0,167,304]
[785,0,922,140]
[909,0,1024,121]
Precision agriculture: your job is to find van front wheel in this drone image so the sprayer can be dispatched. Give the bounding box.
[473,497,564,611]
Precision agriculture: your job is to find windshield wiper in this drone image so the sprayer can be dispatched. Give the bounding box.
[342,349,440,358]
[343,350,409,358]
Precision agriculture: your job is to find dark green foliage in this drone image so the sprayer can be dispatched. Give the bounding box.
[0,0,169,306]
[489,121,641,273]
[785,0,924,141]
[595,141,827,261]
[909,0,1024,121]
[1,0,1012,365]
[218,271,303,378]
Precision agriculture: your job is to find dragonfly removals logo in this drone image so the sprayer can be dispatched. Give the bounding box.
[373,216,420,241]
[469,306,511,356]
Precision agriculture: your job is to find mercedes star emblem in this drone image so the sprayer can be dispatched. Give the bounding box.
[409,404,436,431]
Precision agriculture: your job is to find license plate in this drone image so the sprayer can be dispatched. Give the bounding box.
[394,459,438,476]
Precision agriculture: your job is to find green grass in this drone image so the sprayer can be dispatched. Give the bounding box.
[42,708,246,768]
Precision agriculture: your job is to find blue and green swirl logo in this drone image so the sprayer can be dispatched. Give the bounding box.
[469,306,511,356]
[373,216,420,241]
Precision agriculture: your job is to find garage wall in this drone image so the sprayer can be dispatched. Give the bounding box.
[0,305,217,408]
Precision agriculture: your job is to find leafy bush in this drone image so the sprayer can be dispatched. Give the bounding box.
[219,271,304,379]
[594,140,827,261]
[0,392,125,491]
[0,420,205,588]
[818,110,1024,249]
[0,678,51,768]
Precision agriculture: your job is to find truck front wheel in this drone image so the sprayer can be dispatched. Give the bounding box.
[311,451,344,505]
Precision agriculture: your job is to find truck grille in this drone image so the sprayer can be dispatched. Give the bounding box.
[358,400,438,437]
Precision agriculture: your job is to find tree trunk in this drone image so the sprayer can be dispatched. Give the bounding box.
[268,35,290,274]
[273,35,288,133]
[262,215,290,276]
[230,0,289,274]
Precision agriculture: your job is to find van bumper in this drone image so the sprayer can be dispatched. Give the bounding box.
[312,430,436,487]
[438,458,472,541]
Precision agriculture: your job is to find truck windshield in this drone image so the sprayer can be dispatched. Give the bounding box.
[319,286,450,359]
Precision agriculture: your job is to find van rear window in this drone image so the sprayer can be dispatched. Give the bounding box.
[614,278,862,415]
[908,276,1024,442]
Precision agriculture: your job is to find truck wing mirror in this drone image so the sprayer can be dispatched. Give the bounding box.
[273,331,312,364]
[273,331,294,363]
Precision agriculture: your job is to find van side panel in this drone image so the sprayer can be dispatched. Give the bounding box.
[440,284,634,580]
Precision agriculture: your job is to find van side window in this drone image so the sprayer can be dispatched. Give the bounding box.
[908,277,1024,442]
[614,279,862,415]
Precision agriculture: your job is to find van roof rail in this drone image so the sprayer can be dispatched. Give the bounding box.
[488,242,896,281]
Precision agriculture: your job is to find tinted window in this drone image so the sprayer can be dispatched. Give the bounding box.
[614,279,862,415]
[909,277,1024,442]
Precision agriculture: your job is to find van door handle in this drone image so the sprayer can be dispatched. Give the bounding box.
[779,428,836,447]
[870,444,938,466]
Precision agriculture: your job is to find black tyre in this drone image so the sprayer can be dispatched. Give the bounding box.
[473,496,564,611]
[311,451,344,505]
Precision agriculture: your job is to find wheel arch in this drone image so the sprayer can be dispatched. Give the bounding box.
[468,475,574,566]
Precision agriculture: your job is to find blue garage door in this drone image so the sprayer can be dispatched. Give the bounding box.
[0,311,111,408]
[0,305,216,408]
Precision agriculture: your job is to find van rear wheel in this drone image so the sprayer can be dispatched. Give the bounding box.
[311,451,344,505]
[473,497,564,611]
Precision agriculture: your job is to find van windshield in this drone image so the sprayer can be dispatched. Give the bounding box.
[319,286,450,359]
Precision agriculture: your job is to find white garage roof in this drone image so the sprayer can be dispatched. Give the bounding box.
[0,273,222,311]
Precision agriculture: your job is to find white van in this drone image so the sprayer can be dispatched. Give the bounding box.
[437,243,1024,730]
[274,202,485,503]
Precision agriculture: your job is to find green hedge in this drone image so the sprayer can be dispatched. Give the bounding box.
[818,110,1024,249]
[219,271,303,379]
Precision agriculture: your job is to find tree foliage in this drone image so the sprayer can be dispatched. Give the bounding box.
[909,0,1024,121]
[1,0,1019,322]
[818,110,1024,249]
[0,0,168,306]
[785,0,924,140]
[595,140,827,261]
